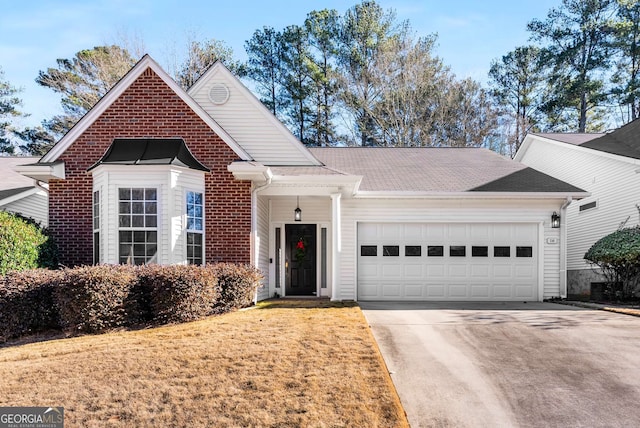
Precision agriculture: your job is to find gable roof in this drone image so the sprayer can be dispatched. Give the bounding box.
[533,133,604,145]
[309,147,587,196]
[40,55,251,164]
[187,62,321,166]
[579,119,640,159]
[89,138,209,171]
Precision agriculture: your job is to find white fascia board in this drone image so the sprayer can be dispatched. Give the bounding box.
[353,191,591,200]
[41,55,251,164]
[0,188,39,207]
[14,162,65,183]
[189,62,322,166]
[227,161,272,182]
[517,133,640,166]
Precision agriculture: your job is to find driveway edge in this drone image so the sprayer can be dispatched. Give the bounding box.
[554,300,640,317]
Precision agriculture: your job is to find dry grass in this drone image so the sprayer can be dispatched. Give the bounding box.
[0,299,408,427]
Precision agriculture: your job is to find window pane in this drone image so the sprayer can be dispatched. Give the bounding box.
[132,215,144,227]
[427,246,444,257]
[147,231,157,242]
[187,192,195,204]
[187,204,195,217]
[194,206,203,218]
[194,193,202,205]
[146,202,157,214]
[119,231,132,242]
[93,232,100,265]
[193,233,202,244]
[187,218,195,230]
[405,245,421,257]
[516,246,533,257]
[145,188,157,200]
[494,246,510,257]
[132,202,144,214]
[145,216,157,227]
[119,188,130,200]
[134,231,146,242]
[119,202,130,214]
[383,245,399,256]
[132,188,144,200]
[450,246,466,257]
[472,246,488,257]
[194,219,203,231]
[360,245,377,256]
[134,244,146,257]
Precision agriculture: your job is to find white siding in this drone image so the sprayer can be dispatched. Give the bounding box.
[256,195,270,301]
[3,191,48,227]
[190,73,316,166]
[340,198,563,301]
[520,138,640,271]
[269,196,331,223]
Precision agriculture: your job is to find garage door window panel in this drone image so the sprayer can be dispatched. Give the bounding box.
[450,246,466,257]
[494,246,511,257]
[428,246,444,256]
[405,246,421,257]
[361,245,377,256]
[383,246,399,256]
[516,246,533,257]
[472,246,488,257]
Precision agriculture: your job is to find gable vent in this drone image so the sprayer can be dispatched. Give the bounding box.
[208,83,230,105]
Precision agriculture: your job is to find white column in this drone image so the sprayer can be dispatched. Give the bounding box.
[330,193,341,301]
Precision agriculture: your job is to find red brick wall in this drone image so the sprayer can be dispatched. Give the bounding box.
[50,68,251,266]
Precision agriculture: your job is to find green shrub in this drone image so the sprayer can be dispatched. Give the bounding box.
[140,265,219,324]
[0,211,58,275]
[211,263,263,313]
[54,265,137,333]
[0,269,63,342]
[584,226,640,300]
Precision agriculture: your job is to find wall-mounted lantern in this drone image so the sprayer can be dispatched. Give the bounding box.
[551,211,560,228]
[294,196,302,222]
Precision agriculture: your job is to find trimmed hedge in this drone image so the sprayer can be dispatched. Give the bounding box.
[212,263,263,313]
[0,269,63,341]
[0,211,58,275]
[139,265,219,324]
[585,226,640,299]
[0,263,263,341]
[54,265,138,333]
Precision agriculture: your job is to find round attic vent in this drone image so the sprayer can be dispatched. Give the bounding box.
[208,83,230,105]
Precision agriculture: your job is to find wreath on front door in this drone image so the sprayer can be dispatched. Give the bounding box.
[295,237,306,264]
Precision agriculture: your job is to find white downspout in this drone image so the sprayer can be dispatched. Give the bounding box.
[251,176,272,304]
[559,197,573,299]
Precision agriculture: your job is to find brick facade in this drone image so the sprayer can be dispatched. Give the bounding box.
[50,68,251,266]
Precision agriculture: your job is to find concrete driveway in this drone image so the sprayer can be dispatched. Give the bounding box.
[360,302,640,428]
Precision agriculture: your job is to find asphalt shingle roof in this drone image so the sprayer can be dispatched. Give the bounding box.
[307,147,584,193]
[535,119,640,160]
[579,119,640,160]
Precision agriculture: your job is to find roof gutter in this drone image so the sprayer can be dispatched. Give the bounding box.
[353,191,591,200]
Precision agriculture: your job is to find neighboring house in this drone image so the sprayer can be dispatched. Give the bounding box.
[516,121,640,298]
[18,55,587,302]
[0,156,48,226]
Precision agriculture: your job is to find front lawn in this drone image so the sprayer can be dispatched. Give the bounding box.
[0,299,408,427]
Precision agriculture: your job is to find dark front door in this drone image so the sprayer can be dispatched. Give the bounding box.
[285,224,317,296]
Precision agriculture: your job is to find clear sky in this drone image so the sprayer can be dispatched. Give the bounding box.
[1,0,560,128]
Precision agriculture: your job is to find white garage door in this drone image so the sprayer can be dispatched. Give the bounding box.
[357,223,538,301]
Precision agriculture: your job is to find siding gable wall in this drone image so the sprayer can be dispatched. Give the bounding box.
[50,67,251,266]
[519,137,640,270]
[189,64,320,166]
